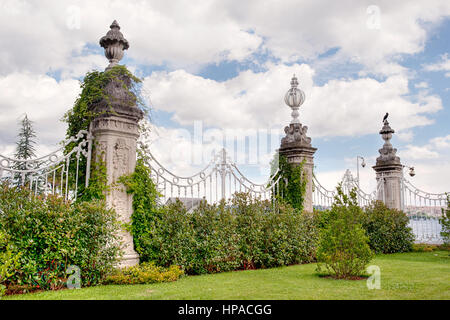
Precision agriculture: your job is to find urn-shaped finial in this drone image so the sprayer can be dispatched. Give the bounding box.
[99,20,130,69]
[284,74,305,124]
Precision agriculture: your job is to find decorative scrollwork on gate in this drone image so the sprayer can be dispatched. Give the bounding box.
[0,130,93,201]
[145,148,281,205]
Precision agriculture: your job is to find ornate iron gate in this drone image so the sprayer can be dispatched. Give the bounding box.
[145,148,281,206]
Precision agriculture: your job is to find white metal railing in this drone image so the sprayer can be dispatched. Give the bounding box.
[0,130,93,201]
[312,169,447,244]
[145,148,281,205]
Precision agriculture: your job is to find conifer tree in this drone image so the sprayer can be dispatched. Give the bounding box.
[13,115,37,186]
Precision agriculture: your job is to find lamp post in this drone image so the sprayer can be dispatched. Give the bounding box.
[403,165,415,177]
[356,156,366,187]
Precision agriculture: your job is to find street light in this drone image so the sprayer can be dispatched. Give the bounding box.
[403,165,415,177]
[356,156,366,186]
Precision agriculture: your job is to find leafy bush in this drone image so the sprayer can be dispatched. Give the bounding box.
[134,193,319,275]
[316,186,373,279]
[0,230,21,297]
[104,262,183,285]
[440,195,450,245]
[317,194,414,254]
[362,201,415,253]
[0,183,121,292]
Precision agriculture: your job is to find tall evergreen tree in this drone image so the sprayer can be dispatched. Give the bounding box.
[13,115,37,186]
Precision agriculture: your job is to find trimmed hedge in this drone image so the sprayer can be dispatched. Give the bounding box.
[137,193,319,275]
[104,262,184,285]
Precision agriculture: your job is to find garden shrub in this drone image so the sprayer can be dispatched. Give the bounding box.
[0,230,21,297]
[362,201,415,254]
[316,186,373,279]
[0,182,121,292]
[133,193,319,275]
[412,243,439,252]
[316,191,414,254]
[104,262,183,285]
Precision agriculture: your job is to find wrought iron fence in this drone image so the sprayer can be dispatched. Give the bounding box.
[0,130,93,201]
[312,169,447,244]
[145,148,281,207]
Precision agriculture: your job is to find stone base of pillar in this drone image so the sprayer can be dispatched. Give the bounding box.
[91,113,143,268]
[119,252,140,268]
[373,164,403,210]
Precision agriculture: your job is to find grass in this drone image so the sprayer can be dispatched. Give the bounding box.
[4,251,450,300]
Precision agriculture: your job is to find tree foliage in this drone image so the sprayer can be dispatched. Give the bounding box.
[316,184,374,279]
[62,65,147,201]
[13,114,37,186]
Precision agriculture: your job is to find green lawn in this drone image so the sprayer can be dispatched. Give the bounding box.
[4,251,450,300]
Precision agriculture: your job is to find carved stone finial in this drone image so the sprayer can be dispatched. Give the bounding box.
[284,74,305,124]
[375,120,401,166]
[99,20,130,69]
[280,123,312,148]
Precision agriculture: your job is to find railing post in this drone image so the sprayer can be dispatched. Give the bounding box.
[220,148,226,200]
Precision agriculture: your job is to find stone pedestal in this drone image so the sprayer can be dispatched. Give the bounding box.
[372,120,403,210]
[279,123,317,213]
[90,72,144,268]
[91,115,141,267]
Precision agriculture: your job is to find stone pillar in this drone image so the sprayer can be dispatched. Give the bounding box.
[278,75,317,212]
[90,21,143,267]
[372,118,403,210]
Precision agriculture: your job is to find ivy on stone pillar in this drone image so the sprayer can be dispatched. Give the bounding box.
[90,21,143,267]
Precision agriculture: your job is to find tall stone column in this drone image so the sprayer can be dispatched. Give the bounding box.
[279,75,317,212]
[372,118,403,210]
[90,21,143,267]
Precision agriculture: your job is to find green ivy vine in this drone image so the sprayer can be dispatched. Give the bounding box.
[118,147,161,262]
[270,153,308,212]
[62,65,147,201]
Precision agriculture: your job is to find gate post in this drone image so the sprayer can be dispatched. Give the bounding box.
[278,75,317,212]
[90,21,143,267]
[372,118,403,210]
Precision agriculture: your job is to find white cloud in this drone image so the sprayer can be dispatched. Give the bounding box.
[1,0,449,76]
[397,134,450,193]
[0,0,262,75]
[397,130,414,142]
[0,73,79,154]
[143,63,443,138]
[423,53,450,76]
[399,145,439,160]
[415,81,429,89]
[430,135,450,149]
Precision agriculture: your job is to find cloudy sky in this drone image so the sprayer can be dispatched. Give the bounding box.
[0,0,449,194]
